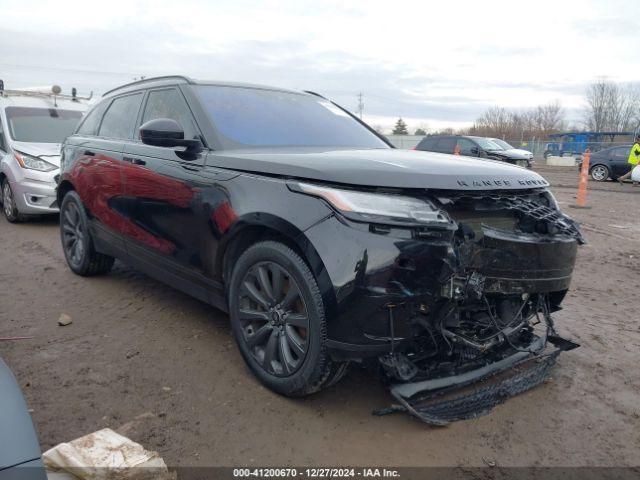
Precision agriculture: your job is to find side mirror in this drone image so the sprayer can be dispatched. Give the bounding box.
[470,146,480,156]
[139,118,202,155]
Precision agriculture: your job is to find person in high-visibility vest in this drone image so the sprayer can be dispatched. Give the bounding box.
[618,135,640,186]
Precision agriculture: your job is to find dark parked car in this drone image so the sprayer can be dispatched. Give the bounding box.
[415,135,533,168]
[0,357,46,480]
[577,145,633,181]
[57,76,582,424]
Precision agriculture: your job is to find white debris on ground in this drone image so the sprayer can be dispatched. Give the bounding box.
[43,428,175,480]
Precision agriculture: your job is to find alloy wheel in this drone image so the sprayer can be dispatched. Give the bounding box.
[61,202,86,267]
[237,261,310,377]
[3,183,13,218]
[591,165,608,181]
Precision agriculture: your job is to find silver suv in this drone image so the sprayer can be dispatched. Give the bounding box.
[0,83,88,222]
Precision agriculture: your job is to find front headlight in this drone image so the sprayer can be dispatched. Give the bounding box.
[289,182,450,225]
[543,190,560,210]
[14,151,57,172]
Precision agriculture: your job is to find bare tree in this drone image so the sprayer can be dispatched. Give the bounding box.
[466,102,565,139]
[584,78,640,132]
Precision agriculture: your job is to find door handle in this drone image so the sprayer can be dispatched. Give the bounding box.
[123,157,146,166]
[83,150,95,156]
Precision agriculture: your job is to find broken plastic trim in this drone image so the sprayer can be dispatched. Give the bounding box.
[374,333,577,426]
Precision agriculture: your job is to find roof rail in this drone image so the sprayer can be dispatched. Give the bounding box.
[103,75,195,96]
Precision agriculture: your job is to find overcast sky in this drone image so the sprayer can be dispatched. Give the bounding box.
[0,0,638,132]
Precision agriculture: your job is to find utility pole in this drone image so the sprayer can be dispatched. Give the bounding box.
[357,92,364,119]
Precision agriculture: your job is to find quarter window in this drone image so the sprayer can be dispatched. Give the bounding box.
[77,100,109,136]
[141,89,198,140]
[98,93,143,140]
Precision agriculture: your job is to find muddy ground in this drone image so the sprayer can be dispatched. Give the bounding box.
[1,166,639,468]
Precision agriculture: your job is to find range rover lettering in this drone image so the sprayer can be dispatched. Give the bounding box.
[57,76,582,424]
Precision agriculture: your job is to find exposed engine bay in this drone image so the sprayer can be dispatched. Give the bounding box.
[374,190,582,425]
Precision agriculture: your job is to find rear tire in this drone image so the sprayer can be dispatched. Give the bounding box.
[2,179,27,223]
[590,164,609,182]
[228,240,348,397]
[60,190,115,276]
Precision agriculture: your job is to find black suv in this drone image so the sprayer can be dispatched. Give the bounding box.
[416,135,533,167]
[58,76,582,422]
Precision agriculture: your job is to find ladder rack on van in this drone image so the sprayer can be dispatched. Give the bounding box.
[0,82,93,102]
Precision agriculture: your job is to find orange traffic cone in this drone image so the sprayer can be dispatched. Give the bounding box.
[453,144,461,155]
[572,149,592,209]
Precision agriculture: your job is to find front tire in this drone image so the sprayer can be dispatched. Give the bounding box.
[590,164,609,182]
[229,241,347,397]
[2,179,26,223]
[60,190,115,276]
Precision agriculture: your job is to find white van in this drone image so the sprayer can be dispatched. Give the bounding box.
[0,83,89,222]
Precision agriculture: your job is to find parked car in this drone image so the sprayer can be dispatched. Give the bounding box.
[0,83,88,222]
[576,145,633,181]
[58,76,582,424]
[415,135,532,168]
[0,357,47,480]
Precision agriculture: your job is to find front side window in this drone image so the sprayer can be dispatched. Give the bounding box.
[77,100,109,136]
[99,93,143,140]
[141,89,198,140]
[5,107,83,143]
[194,85,388,149]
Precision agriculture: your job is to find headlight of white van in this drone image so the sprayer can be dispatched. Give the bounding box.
[14,151,57,172]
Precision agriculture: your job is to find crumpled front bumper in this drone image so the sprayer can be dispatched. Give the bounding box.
[375,333,578,426]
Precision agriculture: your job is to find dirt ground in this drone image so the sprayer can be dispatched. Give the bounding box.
[1,166,639,468]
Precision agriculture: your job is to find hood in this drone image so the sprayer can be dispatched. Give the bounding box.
[11,141,62,166]
[208,147,548,190]
[504,148,533,159]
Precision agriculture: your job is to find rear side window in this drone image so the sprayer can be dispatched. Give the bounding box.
[99,93,143,140]
[141,89,198,140]
[436,137,456,153]
[613,147,629,158]
[77,100,108,136]
[417,137,437,151]
[0,116,6,152]
[457,137,476,155]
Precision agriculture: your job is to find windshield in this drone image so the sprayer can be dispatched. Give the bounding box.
[490,138,513,150]
[194,85,388,149]
[5,107,83,143]
[473,137,505,151]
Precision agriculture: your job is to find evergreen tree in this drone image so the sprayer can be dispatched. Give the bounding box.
[392,118,408,135]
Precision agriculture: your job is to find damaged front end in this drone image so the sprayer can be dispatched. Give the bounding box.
[374,190,583,425]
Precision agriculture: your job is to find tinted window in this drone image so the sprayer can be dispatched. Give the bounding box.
[457,138,476,155]
[613,147,629,158]
[99,93,143,140]
[77,100,109,136]
[141,89,198,140]
[194,85,388,149]
[0,117,5,151]
[5,107,83,143]
[417,137,437,150]
[436,137,456,153]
